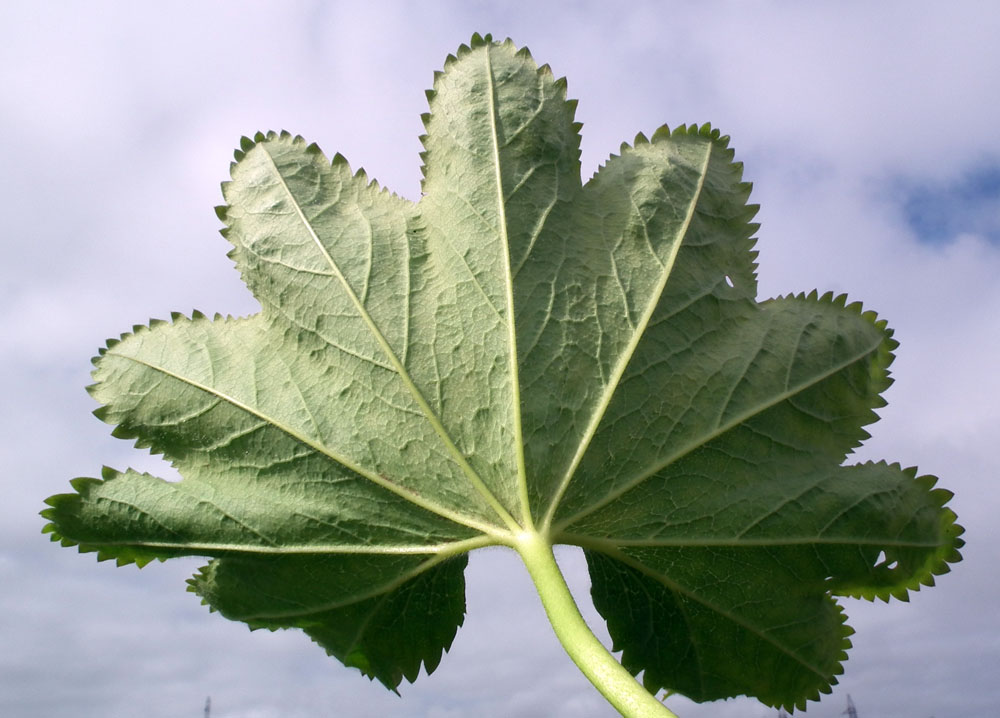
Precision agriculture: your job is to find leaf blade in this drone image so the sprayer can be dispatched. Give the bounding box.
[419,38,584,523]
[191,553,469,690]
[556,292,892,530]
[225,133,517,529]
[88,314,500,537]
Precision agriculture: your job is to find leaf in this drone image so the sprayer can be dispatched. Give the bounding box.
[42,33,962,711]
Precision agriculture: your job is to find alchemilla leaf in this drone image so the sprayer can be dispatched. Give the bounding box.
[43,33,962,713]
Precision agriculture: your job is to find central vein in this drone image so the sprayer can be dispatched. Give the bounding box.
[485,46,533,529]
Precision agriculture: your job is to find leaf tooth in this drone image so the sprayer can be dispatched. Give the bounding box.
[650,124,672,142]
[70,473,106,493]
[111,422,143,444]
[633,131,649,146]
[186,562,217,603]
[700,122,719,141]
[553,75,571,101]
[844,299,865,315]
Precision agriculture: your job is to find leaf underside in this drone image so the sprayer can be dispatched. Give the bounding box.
[42,33,962,710]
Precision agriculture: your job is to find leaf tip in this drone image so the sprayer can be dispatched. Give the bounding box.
[469,32,492,48]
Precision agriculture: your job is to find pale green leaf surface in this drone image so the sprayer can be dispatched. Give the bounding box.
[43,34,961,709]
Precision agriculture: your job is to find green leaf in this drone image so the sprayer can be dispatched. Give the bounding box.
[42,34,962,712]
[190,553,468,690]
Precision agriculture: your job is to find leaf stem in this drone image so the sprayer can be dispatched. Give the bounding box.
[514,533,679,718]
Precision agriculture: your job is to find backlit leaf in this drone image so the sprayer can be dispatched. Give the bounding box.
[43,34,962,711]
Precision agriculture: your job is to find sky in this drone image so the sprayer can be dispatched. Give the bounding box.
[2,1,998,717]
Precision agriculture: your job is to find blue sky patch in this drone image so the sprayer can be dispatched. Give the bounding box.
[901,163,1000,244]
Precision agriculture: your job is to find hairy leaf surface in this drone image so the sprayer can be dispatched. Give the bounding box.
[43,34,962,710]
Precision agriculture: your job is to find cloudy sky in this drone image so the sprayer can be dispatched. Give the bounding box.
[3,2,998,717]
